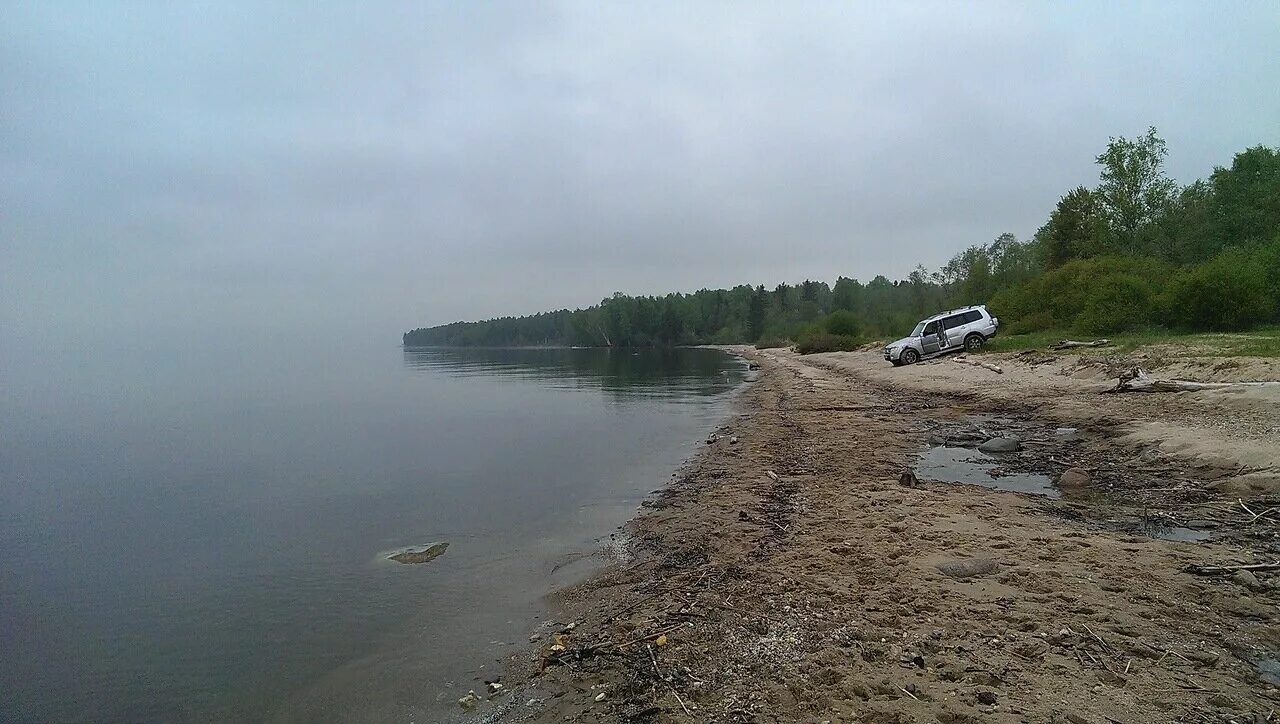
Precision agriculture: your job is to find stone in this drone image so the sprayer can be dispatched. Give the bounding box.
[1184,650,1220,667]
[936,558,998,579]
[1054,427,1084,442]
[594,692,606,702]
[387,541,449,565]
[899,470,919,487]
[458,691,479,709]
[976,691,998,705]
[977,437,1021,453]
[1058,467,1092,489]
[1234,569,1265,591]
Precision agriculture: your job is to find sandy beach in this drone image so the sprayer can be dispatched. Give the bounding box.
[480,344,1280,723]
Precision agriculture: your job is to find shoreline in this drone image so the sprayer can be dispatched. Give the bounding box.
[483,346,1280,722]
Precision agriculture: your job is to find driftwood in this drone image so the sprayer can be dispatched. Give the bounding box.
[1110,367,1280,393]
[1185,562,1280,576]
[951,355,1003,374]
[1052,339,1112,350]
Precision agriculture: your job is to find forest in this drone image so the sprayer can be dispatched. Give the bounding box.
[404,129,1280,351]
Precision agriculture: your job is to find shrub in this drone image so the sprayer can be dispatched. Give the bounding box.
[823,310,862,337]
[754,337,792,349]
[1163,247,1275,330]
[795,332,862,354]
[1074,274,1156,334]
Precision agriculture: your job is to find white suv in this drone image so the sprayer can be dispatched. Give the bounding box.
[883,305,999,366]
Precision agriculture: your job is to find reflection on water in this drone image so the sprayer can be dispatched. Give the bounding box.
[0,344,745,723]
[403,346,744,400]
[916,445,1059,498]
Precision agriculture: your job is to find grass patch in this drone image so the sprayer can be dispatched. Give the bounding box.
[982,328,1280,358]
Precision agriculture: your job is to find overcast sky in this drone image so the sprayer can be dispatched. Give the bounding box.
[3,2,1278,348]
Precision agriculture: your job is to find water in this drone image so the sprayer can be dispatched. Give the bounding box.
[915,446,1058,498]
[0,344,745,722]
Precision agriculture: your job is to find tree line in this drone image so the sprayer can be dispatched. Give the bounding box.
[405,129,1280,349]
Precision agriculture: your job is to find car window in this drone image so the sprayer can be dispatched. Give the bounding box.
[922,321,937,335]
[964,310,982,323]
[911,322,926,336]
[944,314,966,328]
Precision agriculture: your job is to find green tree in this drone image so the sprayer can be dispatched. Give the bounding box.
[747,285,767,341]
[1038,187,1105,267]
[1095,127,1178,254]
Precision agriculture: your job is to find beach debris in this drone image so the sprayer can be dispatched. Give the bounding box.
[485,680,504,692]
[1051,339,1112,350]
[706,433,718,444]
[458,690,479,709]
[766,470,779,481]
[1058,467,1091,489]
[898,470,919,487]
[594,692,607,702]
[1184,561,1280,576]
[654,634,669,647]
[937,558,998,579]
[1109,366,1280,393]
[951,355,1004,374]
[386,541,449,565]
[977,437,1021,453]
[729,436,739,445]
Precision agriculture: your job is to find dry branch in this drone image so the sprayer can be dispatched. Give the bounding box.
[1052,339,1112,350]
[1109,367,1280,393]
[1184,562,1280,576]
[951,355,1003,374]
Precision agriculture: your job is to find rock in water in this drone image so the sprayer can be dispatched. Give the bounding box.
[937,558,998,579]
[1058,467,1091,489]
[388,541,449,565]
[977,437,1021,453]
[898,470,919,487]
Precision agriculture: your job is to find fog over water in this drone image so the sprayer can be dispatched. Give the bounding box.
[0,345,746,721]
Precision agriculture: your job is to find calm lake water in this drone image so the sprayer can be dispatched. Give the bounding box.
[0,344,745,722]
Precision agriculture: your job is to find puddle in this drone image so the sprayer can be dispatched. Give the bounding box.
[1251,657,1280,686]
[1134,523,1211,543]
[916,446,1059,498]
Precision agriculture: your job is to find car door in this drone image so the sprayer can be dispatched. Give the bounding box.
[920,321,942,354]
[942,314,967,349]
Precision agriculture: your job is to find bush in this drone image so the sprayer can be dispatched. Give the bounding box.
[823,310,862,336]
[754,337,792,349]
[1163,247,1275,330]
[991,256,1169,334]
[1074,274,1156,334]
[795,332,862,354]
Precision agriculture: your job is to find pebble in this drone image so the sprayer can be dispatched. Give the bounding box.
[594,692,607,702]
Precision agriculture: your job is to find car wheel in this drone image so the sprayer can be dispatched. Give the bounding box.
[965,334,985,352]
[901,349,920,365]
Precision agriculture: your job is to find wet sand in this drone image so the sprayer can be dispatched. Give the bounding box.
[482,346,1280,723]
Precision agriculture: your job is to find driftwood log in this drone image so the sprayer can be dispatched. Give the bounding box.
[951,355,1003,374]
[1110,367,1280,393]
[1052,339,1112,350]
[1185,562,1280,576]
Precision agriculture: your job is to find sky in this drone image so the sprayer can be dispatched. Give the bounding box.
[3,1,1278,348]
